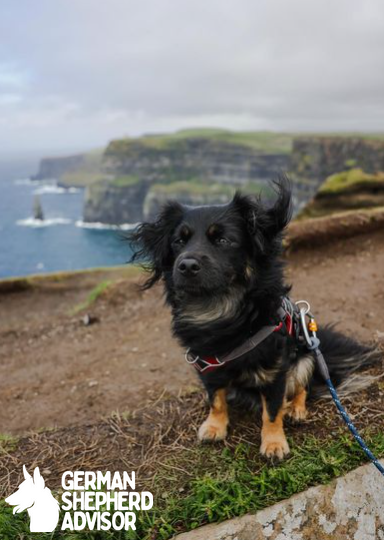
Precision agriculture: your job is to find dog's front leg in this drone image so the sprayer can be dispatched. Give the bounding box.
[260,376,289,460]
[198,388,229,442]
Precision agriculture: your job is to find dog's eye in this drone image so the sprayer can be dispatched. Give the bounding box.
[174,238,186,246]
[216,237,230,246]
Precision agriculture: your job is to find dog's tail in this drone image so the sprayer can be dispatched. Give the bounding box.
[310,325,382,398]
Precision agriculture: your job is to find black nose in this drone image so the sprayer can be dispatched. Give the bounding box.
[177,258,201,276]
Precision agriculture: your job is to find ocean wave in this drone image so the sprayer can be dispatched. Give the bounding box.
[33,185,80,195]
[75,220,138,231]
[14,178,57,186]
[14,178,35,185]
[16,217,72,228]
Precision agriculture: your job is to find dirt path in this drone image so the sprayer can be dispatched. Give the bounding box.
[1,215,383,435]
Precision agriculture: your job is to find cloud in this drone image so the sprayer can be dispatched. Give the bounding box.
[0,0,383,154]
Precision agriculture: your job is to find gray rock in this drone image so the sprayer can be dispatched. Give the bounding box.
[175,461,384,540]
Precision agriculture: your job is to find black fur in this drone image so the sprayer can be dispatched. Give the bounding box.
[129,177,379,422]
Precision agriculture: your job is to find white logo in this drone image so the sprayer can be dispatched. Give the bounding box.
[5,465,60,532]
[6,467,153,532]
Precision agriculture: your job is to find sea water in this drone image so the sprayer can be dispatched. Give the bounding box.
[0,164,134,278]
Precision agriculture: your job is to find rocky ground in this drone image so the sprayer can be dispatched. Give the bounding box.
[1,209,384,436]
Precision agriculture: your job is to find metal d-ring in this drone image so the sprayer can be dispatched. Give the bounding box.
[184,348,199,365]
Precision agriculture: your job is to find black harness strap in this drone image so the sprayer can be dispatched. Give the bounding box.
[185,307,289,374]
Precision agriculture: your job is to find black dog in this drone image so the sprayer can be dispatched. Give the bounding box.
[130,178,378,459]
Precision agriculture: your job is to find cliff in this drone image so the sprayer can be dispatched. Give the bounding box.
[143,181,275,219]
[32,154,85,181]
[291,136,384,209]
[83,130,292,223]
[83,176,149,224]
[103,133,291,184]
[32,150,104,187]
[32,130,384,225]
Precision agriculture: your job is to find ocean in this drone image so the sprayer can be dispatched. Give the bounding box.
[0,161,133,278]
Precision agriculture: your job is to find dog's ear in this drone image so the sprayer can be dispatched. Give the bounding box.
[263,176,292,238]
[33,467,45,489]
[231,176,292,253]
[129,201,184,289]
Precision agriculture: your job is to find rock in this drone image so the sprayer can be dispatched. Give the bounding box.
[81,313,99,326]
[175,460,384,540]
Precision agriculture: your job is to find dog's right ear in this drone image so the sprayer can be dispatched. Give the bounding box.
[129,201,184,289]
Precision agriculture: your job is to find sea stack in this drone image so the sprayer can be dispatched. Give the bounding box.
[33,195,44,221]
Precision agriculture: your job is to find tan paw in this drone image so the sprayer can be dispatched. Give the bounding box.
[198,418,228,442]
[287,405,307,423]
[260,437,290,460]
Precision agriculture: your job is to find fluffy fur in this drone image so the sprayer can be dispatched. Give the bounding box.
[130,177,380,459]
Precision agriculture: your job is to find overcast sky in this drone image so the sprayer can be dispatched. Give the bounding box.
[1,0,384,156]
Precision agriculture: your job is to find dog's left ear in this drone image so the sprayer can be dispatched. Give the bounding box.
[262,176,293,238]
[232,175,292,252]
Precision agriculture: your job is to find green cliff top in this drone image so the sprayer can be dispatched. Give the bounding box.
[106,129,295,155]
[111,174,141,187]
[319,168,384,195]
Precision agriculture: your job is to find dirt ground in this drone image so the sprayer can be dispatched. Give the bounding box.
[1,212,384,436]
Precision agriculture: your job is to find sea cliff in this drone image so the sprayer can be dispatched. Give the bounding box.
[32,130,384,224]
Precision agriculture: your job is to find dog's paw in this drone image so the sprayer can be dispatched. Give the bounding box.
[286,404,307,423]
[198,418,228,442]
[260,437,290,460]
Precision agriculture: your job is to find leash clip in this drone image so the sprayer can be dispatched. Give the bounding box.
[296,300,319,350]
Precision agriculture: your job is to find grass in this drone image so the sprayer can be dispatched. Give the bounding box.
[319,168,384,195]
[111,175,141,188]
[0,429,383,539]
[0,434,18,455]
[106,129,295,155]
[70,280,113,314]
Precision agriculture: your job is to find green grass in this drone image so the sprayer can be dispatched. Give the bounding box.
[0,434,18,454]
[106,129,295,155]
[111,175,141,188]
[319,168,384,195]
[1,430,383,539]
[70,280,113,315]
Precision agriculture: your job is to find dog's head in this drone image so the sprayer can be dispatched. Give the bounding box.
[130,178,292,304]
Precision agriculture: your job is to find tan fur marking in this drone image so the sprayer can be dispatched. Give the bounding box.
[287,386,307,422]
[198,389,229,442]
[260,396,290,460]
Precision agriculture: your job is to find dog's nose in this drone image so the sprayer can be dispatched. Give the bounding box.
[177,258,201,276]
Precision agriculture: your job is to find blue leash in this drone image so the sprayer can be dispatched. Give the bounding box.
[313,346,384,476]
[295,300,384,477]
